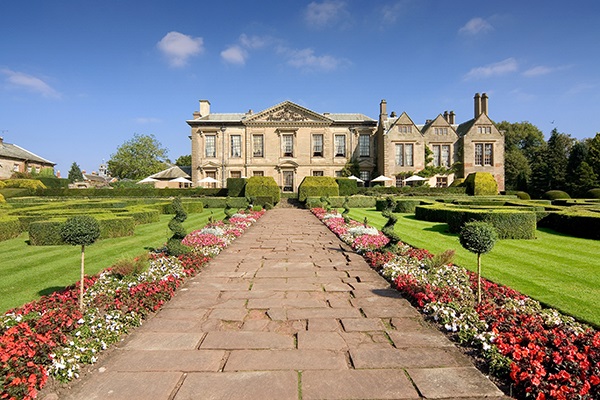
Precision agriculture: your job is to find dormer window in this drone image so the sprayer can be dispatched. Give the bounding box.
[477,126,492,134]
[398,125,412,134]
[434,127,448,135]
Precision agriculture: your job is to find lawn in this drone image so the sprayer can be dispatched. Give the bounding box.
[348,208,600,328]
[0,209,225,313]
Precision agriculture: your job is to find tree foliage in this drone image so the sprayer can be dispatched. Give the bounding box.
[586,133,600,181]
[107,133,168,180]
[166,198,189,256]
[459,221,497,304]
[60,215,100,246]
[340,157,360,177]
[67,162,84,183]
[175,154,192,166]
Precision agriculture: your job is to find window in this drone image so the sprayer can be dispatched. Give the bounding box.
[230,135,241,158]
[312,171,324,176]
[230,171,242,178]
[253,135,264,157]
[27,165,32,173]
[436,177,448,188]
[434,127,448,135]
[359,134,370,157]
[477,126,492,134]
[475,144,483,166]
[395,176,403,187]
[35,166,40,173]
[335,171,343,177]
[432,145,440,167]
[395,143,414,166]
[283,171,294,192]
[432,145,451,167]
[334,135,346,157]
[484,143,493,165]
[359,170,370,182]
[205,135,216,158]
[312,134,323,157]
[13,164,19,172]
[282,135,294,157]
[205,171,217,188]
[398,126,412,134]
[253,171,264,177]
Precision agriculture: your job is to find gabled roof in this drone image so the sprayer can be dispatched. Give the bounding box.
[244,100,333,126]
[421,114,458,140]
[0,140,55,165]
[149,165,191,180]
[456,113,495,137]
[383,112,420,134]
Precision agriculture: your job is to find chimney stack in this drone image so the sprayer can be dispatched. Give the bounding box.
[199,100,211,117]
[449,111,455,124]
[379,99,388,120]
[443,111,449,122]
[474,93,481,118]
[481,93,488,115]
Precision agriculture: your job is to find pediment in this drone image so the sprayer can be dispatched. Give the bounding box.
[244,101,333,127]
[200,161,221,168]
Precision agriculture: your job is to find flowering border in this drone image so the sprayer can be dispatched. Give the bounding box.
[311,207,600,400]
[0,209,265,400]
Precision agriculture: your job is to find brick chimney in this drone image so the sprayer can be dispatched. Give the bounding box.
[481,93,489,115]
[474,93,481,118]
[449,111,455,124]
[379,99,388,121]
[443,111,449,122]
[199,100,211,117]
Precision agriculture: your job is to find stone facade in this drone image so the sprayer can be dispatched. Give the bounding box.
[187,93,504,192]
[0,137,55,179]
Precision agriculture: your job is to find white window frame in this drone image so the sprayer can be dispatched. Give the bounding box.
[205,135,216,158]
[359,134,370,157]
[312,134,323,157]
[334,134,346,157]
[230,135,241,158]
[282,135,294,157]
[253,135,264,157]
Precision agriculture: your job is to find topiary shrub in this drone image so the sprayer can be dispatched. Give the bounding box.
[3,179,47,190]
[60,215,101,309]
[586,188,600,199]
[506,191,531,200]
[227,178,246,197]
[246,176,280,205]
[459,221,497,304]
[298,176,339,202]
[464,173,498,196]
[449,178,465,187]
[446,208,537,239]
[166,198,189,256]
[0,217,21,241]
[0,181,5,189]
[381,197,401,246]
[543,190,571,200]
[336,178,358,196]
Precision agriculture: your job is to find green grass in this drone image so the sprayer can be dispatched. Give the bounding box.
[0,210,225,313]
[349,209,600,328]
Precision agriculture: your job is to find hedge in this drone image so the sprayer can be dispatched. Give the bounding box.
[357,186,467,196]
[123,208,160,225]
[227,178,246,197]
[3,179,47,190]
[464,172,498,196]
[305,195,377,209]
[252,196,274,207]
[246,176,280,205]
[0,217,21,241]
[158,201,204,214]
[200,197,248,209]
[414,204,450,223]
[31,187,228,198]
[38,177,69,189]
[586,188,600,199]
[538,211,600,240]
[375,198,422,213]
[336,178,358,196]
[298,176,339,202]
[28,215,136,245]
[543,190,571,200]
[505,190,531,200]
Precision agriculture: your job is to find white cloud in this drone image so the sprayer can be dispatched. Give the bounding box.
[464,58,518,80]
[221,45,248,65]
[135,117,162,124]
[380,1,409,24]
[305,1,347,29]
[1,68,61,98]
[522,64,571,77]
[157,31,204,67]
[278,46,348,72]
[459,17,493,35]
[239,34,269,49]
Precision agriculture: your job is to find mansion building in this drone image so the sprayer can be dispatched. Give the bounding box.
[187,93,504,192]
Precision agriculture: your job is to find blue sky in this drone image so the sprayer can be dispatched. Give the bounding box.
[1,1,599,174]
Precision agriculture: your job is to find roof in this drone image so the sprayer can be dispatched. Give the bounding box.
[327,113,375,122]
[0,140,55,165]
[149,165,191,180]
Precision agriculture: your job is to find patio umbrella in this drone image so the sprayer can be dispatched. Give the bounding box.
[403,175,427,182]
[170,177,193,183]
[371,175,393,182]
[347,175,364,183]
[137,177,158,184]
[198,176,219,184]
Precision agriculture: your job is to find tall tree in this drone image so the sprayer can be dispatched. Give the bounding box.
[107,134,168,180]
[544,129,573,192]
[497,121,545,190]
[67,162,84,183]
[175,154,192,166]
[566,140,589,195]
[585,133,600,181]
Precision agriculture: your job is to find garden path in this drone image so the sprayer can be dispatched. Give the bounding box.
[58,208,508,400]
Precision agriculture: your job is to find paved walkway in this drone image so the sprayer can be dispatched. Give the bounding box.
[58,209,507,400]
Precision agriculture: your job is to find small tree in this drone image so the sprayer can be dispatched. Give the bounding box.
[459,221,497,304]
[166,198,189,256]
[67,162,84,183]
[61,216,101,309]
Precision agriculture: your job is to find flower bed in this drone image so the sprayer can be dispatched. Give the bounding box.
[311,207,600,400]
[0,209,264,400]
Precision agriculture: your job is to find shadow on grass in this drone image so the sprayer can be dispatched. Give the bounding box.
[38,286,67,297]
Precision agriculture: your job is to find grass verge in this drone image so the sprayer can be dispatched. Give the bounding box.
[348,208,600,328]
[0,210,225,313]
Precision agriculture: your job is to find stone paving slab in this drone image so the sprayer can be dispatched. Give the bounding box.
[51,208,505,400]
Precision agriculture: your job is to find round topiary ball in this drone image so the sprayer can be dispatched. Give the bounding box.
[542,190,571,200]
[586,188,600,199]
[61,215,101,246]
[459,221,497,255]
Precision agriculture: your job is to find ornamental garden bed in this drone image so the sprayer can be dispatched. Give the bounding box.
[312,207,600,400]
[0,209,264,400]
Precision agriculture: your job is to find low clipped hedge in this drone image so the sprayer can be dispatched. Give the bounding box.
[414,204,450,223]
[298,176,339,202]
[505,191,531,200]
[464,172,498,196]
[375,198,422,213]
[31,187,228,197]
[586,188,600,199]
[3,179,47,190]
[246,176,280,205]
[305,195,376,209]
[252,196,274,207]
[0,217,21,241]
[158,201,204,214]
[122,207,160,225]
[200,197,248,209]
[28,215,136,245]
[538,211,600,240]
[543,190,571,200]
[227,178,246,197]
[357,186,467,196]
[336,178,358,196]
[38,177,69,189]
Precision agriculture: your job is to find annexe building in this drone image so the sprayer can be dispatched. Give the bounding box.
[188,94,504,192]
[0,136,55,179]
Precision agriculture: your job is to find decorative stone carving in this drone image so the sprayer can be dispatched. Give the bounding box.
[266,106,309,122]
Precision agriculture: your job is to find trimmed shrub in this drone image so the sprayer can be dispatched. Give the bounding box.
[305,196,376,209]
[538,210,600,240]
[446,208,537,239]
[506,190,531,200]
[376,198,421,213]
[298,176,339,202]
[3,179,47,190]
[253,196,274,207]
[38,177,69,189]
[246,176,280,204]
[414,204,449,223]
[586,188,600,199]
[0,217,21,241]
[464,173,498,196]
[336,178,358,196]
[125,208,160,225]
[0,181,5,189]
[227,178,246,197]
[160,201,204,214]
[200,197,248,209]
[449,178,465,187]
[97,216,135,238]
[166,198,190,256]
[29,220,64,245]
[543,190,571,200]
